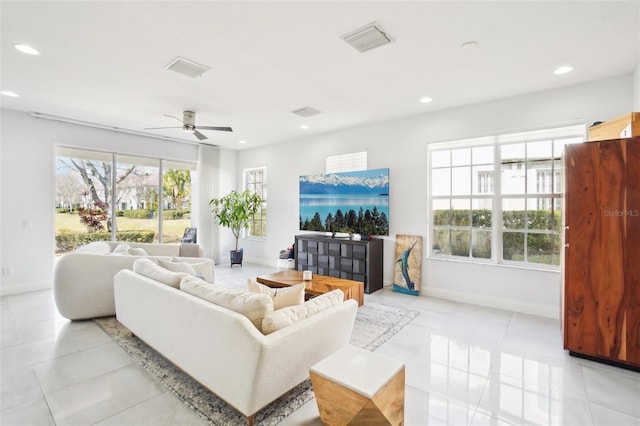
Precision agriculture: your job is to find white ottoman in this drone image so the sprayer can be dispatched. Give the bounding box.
[309,344,405,425]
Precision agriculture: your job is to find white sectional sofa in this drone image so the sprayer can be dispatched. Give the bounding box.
[114,268,358,425]
[53,241,210,320]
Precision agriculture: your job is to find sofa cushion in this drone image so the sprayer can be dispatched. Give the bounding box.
[171,257,214,283]
[128,247,149,256]
[303,288,344,315]
[181,276,273,331]
[261,305,307,335]
[157,258,197,276]
[247,279,305,310]
[133,258,190,288]
[261,289,345,335]
[112,243,131,255]
[75,241,112,254]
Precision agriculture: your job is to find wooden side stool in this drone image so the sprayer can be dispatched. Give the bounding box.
[309,344,405,425]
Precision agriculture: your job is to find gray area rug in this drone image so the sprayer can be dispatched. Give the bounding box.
[94,302,419,426]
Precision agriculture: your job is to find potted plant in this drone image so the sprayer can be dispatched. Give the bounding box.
[209,189,263,266]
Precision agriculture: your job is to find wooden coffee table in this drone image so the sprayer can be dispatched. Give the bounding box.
[256,270,364,306]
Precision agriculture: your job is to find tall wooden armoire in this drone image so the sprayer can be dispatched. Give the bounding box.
[563,136,640,370]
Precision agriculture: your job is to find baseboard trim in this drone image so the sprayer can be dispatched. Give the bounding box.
[423,287,559,319]
[0,281,52,296]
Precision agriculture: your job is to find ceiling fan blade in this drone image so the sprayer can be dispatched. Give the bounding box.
[193,130,208,141]
[197,126,233,132]
[144,126,182,130]
[164,114,183,124]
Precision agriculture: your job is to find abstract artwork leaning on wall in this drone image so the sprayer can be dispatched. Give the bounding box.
[392,234,423,296]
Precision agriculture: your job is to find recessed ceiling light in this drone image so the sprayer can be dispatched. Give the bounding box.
[420,96,433,104]
[1,90,19,97]
[554,66,573,75]
[300,124,310,130]
[14,44,40,55]
[239,140,247,144]
[460,41,478,50]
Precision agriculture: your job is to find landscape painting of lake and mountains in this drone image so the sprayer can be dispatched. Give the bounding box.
[299,168,389,236]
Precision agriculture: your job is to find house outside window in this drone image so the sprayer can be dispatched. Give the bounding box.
[477,171,494,194]
[244,166,267,238]
[429,125,584,268]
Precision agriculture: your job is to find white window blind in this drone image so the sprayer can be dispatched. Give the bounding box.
[325,151,367,173]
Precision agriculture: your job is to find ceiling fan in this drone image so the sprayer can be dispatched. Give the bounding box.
[145,111,232,141]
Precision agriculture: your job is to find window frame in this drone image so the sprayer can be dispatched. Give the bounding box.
[243,166,268,239]
[55,146,196,246]
[427,125,585,270]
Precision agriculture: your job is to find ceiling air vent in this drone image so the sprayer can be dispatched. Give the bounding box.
[164,57,210,78]
[342,22,392,53]
[292,107,322,118]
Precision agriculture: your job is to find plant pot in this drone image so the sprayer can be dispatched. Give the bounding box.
[230,248,244,267]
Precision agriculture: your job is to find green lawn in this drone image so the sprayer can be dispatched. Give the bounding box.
[56,213,191,243]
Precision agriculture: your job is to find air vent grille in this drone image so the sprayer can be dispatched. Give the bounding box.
[342,22,392,53]
[292,107,322,118]
[164,57,210,78]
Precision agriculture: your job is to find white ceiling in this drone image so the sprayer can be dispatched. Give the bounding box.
[1,1,639,150]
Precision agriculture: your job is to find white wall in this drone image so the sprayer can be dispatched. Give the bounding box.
[1,74,634,316]
[0,109,231,295]
[237,74,634,319]
[634,64,640,111]
[198,144,238,264]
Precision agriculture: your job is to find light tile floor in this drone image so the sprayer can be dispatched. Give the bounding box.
[2,263,639,425]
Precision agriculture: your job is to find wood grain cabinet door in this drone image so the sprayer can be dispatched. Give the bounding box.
[564,137,640,367]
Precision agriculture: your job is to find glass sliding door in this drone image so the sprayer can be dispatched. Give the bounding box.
[113,155,160,243]
[55,147,114,253]
[55,147,197,253]
[162,160,195,243]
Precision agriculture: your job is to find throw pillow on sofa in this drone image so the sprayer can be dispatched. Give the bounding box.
[171,257,215,283]
[128,247,149,256]
[181,276,274,331]
[133,258,190,288]
[157,259,198,276]
[111,243,131,255]
[247,279,305,310]
[261,289,345,335]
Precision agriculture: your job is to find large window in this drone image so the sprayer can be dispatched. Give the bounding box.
[244,166,267,238]
[429,125,584,268]
[55,147,195,253]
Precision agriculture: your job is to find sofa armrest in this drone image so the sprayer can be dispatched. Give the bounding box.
[179,243,204,257]
[53,253,142,319]
[248,299,358,412]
